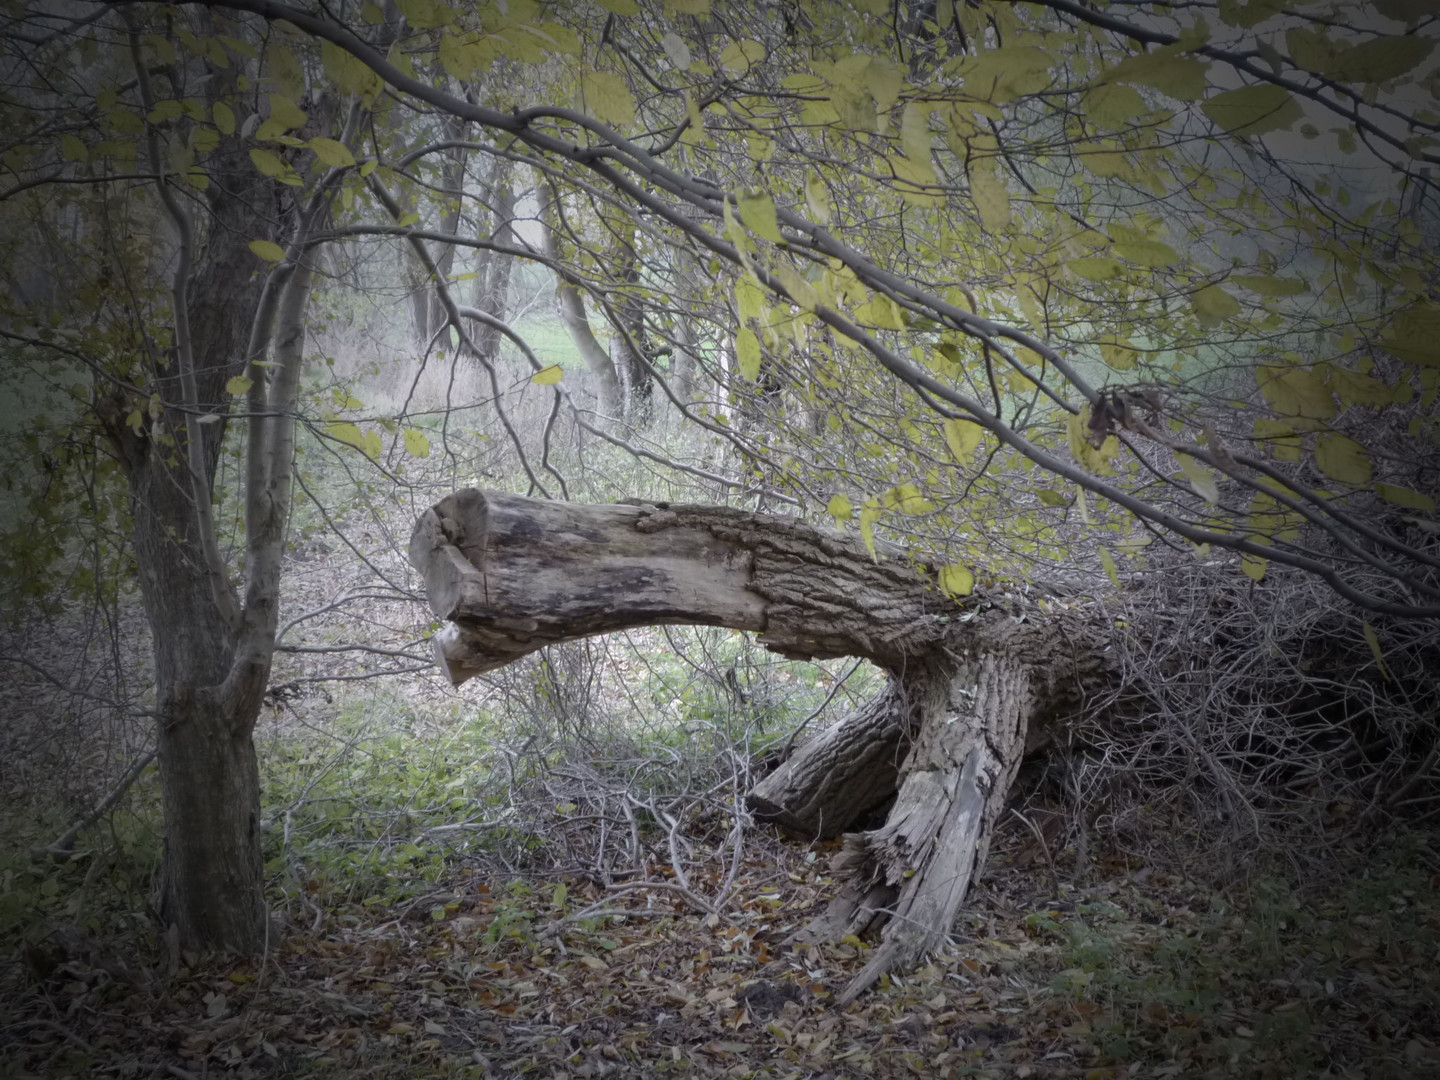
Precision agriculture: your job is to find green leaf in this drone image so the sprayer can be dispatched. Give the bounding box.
[532,364,564,385]
[1201,84,1302,135]
[1315,433,1372,486]
[1241,553,1267,581]
[595,0,639,12]
[579,71,635,129]
[1323,35,1434,83]
[61,134,88,162]
[736,327,761,381]
[737,190,783,244]
[248,238,286,262]
[226,375,253,395]
[403,427,431,457]
[307,137,355,167]
[827,493,852,524]
[938,563,974,598]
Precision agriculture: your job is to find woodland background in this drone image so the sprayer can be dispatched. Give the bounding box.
[2,0,1439,1076]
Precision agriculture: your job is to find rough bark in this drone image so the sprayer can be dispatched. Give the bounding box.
[747,677,915,838]
[411,489,1116,995]
[115,130,272,950]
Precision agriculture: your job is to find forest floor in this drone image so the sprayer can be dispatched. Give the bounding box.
[5,820,1438,1080]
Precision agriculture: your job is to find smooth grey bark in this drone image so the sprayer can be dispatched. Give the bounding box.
[410,489,1114,996]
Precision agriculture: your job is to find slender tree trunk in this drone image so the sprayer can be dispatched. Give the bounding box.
[536,183,623,424]
[472,157,514,364]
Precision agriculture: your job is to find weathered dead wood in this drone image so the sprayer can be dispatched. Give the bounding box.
[410,489,1116,999]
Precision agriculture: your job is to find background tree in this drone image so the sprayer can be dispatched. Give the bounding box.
[3,0,1436,978]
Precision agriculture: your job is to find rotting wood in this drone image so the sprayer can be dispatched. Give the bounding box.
[410,489,1116,998]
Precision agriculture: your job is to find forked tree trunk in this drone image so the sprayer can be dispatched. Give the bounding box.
[410,490,1114,999]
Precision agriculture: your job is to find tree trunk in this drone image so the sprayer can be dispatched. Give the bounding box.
[747,677,914,838]
[409,490,1114,995]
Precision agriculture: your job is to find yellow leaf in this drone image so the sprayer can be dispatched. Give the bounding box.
[1375,483,1435,511]
[1101,48,1209,101]
[1179,453,1220,504]
[1314,433,1372,486]
[403,428,431,458]
[1069,256,1122,282]
[938,563,974,598]
[859,500,880,561]
[1362,621,1392,681]
[775,265,818,311]
[737,190,783,244]
[1201,85,1302,135]
[248,238,286,262]
[1241,553,1267,581]
[804,176,831,224]
[1252,418,1302,461]
[531,364,564,385]
[267,93,307,131]
[882,483,934,514]
[1257,365,1335,420]
[321,40,382,101]
[1112,240,1178,267]
[579,71,635,129]
[226,375,253,395]
[942,418,982,461]
[1323,34,1434,83]
[1382,302,1440,366]
[248,148,288,178]
[308,137,355,168]
[1099,546,1121,589]
[1191,284,1241,324]
[970,164,1010,231]
[736,328,761,381]
[1082,83,1147,127]
[720,39,766,75]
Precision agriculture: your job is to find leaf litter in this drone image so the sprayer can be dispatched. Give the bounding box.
[5,820,1438,1079]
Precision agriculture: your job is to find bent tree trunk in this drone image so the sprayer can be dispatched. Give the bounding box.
[410,490,1111,1000]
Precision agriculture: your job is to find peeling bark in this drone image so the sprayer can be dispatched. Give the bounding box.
[410,490,1116,996]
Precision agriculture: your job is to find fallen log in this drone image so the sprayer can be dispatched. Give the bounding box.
[410,489,1113,1000]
